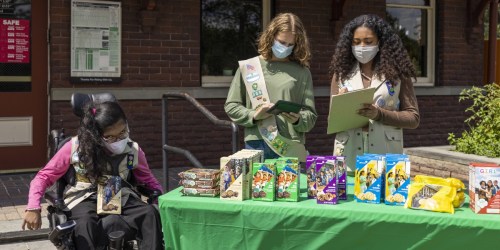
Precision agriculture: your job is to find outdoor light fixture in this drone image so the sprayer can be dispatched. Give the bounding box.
[138,0,158,32]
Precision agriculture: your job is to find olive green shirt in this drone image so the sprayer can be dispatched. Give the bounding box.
[225,58,317,145]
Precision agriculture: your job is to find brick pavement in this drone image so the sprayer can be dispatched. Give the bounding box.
[0,172,48,223]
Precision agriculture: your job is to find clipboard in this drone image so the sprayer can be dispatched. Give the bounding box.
[327,87,377,134]
[266,100,305,115]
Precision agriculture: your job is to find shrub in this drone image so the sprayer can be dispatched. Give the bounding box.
[448,83,500,158]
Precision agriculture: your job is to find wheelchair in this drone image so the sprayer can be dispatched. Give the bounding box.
[44,93,162,250]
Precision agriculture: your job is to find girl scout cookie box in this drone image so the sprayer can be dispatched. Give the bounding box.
[315,156,338,205]
[335,156,347,200]
[306,156,346,201]
[275,157,300,202]
[384,154,410,206]
[220,149,263,201]
[252,162,275,201]
[354,154,385,204]
[469,162,500,214]
[306,155,320,198]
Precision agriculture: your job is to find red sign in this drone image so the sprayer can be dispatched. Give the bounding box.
[0,18,30,63]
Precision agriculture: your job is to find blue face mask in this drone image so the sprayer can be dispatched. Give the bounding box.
[272,40,294,59]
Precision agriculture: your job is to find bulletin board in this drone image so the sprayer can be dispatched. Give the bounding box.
[70,0,121,83]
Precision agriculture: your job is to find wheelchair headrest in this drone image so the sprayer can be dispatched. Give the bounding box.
[71,93,117,117]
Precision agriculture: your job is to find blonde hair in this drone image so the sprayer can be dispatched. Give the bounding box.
[258,13,311,68]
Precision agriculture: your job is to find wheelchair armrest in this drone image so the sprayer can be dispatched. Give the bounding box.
[62,165,76,187]
[136,185,162,204]
[44,190,66,211]
[44,190,57,206]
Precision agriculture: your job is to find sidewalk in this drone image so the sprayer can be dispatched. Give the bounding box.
[0,167,191,248]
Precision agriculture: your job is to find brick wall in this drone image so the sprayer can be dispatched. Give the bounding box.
[50,0,200,88]
[409,155,469,181]
[49,0,482,170]
[404,96,471,147]
[437,0,484,87]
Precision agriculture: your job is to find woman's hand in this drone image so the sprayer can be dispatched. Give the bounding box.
[357,103,379,120]
[22,210,42,230]
[253,103,274,121]
[281,112,300,124]
[338,87,349,94]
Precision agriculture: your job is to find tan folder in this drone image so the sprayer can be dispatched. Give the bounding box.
[327,87,377,134]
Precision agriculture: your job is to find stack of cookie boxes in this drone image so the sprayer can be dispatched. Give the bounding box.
[354,153,410,205]
[306,155,347,205]
[262,157,300,202]
[178,168,221,197]
[220,149,264,201]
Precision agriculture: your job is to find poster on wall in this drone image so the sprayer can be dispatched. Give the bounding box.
[70,0,121,83]
[0,0,31,92]
[0,18,30,63]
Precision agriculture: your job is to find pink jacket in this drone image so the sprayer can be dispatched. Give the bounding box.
[27,141,163,210]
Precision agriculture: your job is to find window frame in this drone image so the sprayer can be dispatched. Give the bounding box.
[386,0,436,86]
[201,0,272,88]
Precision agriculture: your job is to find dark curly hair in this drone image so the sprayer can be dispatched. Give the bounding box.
[329,14,416,83]
[77,101,127,178]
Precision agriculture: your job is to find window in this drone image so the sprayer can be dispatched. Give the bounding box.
[483,5,500,39]
[201,0,272,87]
[386,0,435,86]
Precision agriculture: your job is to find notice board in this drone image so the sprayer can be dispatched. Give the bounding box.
[70,0,121,83]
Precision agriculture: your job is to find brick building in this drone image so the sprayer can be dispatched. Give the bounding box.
[0,0,488,172]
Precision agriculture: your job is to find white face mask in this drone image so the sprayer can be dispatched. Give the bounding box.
[272,40,294,59]
[352,45,379,64]
[104,137,129,155]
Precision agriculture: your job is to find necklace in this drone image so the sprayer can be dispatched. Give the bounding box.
[361,72,372,81]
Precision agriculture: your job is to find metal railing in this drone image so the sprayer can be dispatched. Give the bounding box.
[161,92,239,190]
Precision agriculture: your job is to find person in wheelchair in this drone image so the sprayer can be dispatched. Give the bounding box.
[22,100,163,250]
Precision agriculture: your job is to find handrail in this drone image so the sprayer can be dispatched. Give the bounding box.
[163,144,204,169]
[161,92,239,190]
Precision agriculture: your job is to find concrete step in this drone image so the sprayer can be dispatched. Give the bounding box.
[0,228,50,245]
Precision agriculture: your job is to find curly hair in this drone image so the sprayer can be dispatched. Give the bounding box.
[329,14,416,83]
[77,101,127,178]
[258,13,311,68]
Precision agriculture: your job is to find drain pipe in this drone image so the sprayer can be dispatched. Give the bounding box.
[488,0,498,83]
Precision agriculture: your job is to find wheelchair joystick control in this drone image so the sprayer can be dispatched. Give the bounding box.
[108,230,125,250]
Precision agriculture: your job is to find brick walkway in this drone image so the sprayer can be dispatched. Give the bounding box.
[0,172,46,222]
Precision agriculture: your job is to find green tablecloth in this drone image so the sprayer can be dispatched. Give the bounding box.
[159,175,500,250]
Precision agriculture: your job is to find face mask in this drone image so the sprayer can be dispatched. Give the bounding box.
[104,137,129,155]
[352,45,379,64]
[272,40,294,59]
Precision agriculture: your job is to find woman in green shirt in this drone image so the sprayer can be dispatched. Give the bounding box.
[225,13,317,160]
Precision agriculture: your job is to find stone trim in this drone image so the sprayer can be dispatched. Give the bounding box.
[404,146,500,182]
[51,86,469,101]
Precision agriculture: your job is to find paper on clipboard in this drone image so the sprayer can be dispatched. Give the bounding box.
[327,87,377,134]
